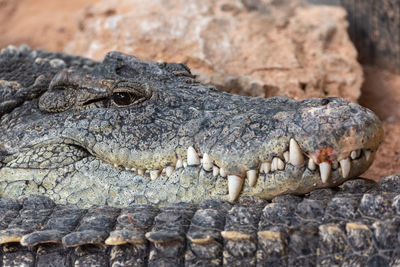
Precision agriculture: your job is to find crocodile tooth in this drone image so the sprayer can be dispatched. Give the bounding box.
[138,169,145,175]
[228,175,244,201]
[319,162,331,183]
[247,170,258,187]
[260,162,271,174]
[350,149,361,160]
[277,158,285,170]
[272,157,285,171]
[213,166,219,177]
[339,158,351,178]
[220,168,227,178]
[165,166,174,177]
[308,158,316,170]
[175,159,183,169]
[150,170,160,180]
[283,151,289,162]
[187,146,200,166]
[364,149,372,161]
[114,164,118,168]
[183,161,188,168]
[130,168,136,172]
[202,153,213,171]
[289,138,305,167]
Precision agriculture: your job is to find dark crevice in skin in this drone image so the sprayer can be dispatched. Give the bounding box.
[82,97,108,107]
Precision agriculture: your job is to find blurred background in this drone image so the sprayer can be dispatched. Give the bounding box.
[0,0,398,181]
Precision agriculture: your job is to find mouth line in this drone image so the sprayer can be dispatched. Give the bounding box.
[107,138,375,201]
[2,136,375,202]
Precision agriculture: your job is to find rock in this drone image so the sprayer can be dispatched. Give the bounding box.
[66,0,362,101]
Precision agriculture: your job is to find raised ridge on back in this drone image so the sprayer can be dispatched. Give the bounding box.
[0,176,399,266]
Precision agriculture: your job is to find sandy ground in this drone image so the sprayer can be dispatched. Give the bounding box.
[0,0,399,182]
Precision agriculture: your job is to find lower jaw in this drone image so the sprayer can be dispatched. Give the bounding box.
[250,156,370,199]
[0,153,372,208]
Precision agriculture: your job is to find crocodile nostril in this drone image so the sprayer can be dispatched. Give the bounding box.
[321,98,330,105]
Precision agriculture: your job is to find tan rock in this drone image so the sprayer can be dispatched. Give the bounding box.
[65,0,362,101]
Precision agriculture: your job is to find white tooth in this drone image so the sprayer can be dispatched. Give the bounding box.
[364,150,372,161]
[183,161,188,168]
[165,166,174,177]
[161,168,166,174]
[350,150,361,160]
[138,169,145,175]
[114,164,118,168]
[277,158,285,170]
[247,170,258,187]
[213,166,219,177]
[259,164,264,173]
[283,151,290,162]
[319,162,331,183]
[131,168,136,172]
[308,158,316,170]
[175,159,183,169]
[289,139,305,167]
[202,153,213,171]
[187,146,200,165]
[271,158,277,172]
[259,163,264,173]
[339,158,351,178]
[150,170,160,180]
[228,175,244,201]
[260,162,271,174]
[220,168,227,178]
[272,157,284,171]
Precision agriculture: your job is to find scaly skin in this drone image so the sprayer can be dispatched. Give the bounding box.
[0,45,383,207]
[0,176,399,266]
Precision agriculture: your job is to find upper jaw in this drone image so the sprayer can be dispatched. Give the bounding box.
[74,98,382,201]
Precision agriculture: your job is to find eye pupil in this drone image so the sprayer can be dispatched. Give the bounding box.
[113,92,132,106]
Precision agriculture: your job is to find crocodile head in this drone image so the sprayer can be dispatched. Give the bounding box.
[0,49,383,206]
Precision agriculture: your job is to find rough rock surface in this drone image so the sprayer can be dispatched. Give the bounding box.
[360,66,400,181]
[0,0,99,51]
[65,0,363,101]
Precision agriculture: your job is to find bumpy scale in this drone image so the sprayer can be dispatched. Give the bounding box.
[0,176,399,266]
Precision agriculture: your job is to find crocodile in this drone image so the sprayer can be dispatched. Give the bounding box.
[0,45,393,266]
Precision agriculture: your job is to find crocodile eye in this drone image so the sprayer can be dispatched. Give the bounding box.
[111,82,151,107]
[112,92,135,106]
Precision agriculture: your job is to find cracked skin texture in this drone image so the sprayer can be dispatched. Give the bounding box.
[0,45,383,207]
